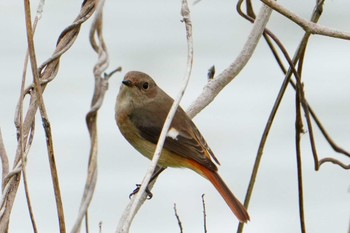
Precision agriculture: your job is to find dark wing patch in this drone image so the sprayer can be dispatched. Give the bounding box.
[130,106,218,172]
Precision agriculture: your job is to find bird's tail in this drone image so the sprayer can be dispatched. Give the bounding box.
[197,165,250,223]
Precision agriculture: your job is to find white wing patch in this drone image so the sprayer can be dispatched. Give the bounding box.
[167,127,179,140]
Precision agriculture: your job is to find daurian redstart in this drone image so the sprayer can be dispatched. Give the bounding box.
[115,71,249,223]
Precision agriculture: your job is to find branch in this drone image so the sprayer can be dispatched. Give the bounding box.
[201,194,207,233]
[295,76,306,233]
[24,0,66,232]
[237,1,349,232]
[173,204,184,233]
[0,0,96,231]
[261,0,350,40]
[116,0,193,232]
[70,0,114,232]
[0,130,9,191]
[236,1,324,232]
[186,4,272,118]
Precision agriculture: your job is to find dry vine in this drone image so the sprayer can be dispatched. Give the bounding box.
[0,0,96,232]
[70,0,116,231]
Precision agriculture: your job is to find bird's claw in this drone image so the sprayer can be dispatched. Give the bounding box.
[129,184,153,200]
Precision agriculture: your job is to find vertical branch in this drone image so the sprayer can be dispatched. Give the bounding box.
[70,0,115,232]
[201,194,207,233]
[23,0,66,232]
[18,1,45,232]
[295,81,306,233]
[173,204,184,233]
[116,0,193,232]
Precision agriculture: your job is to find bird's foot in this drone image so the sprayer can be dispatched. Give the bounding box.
[129,184,153,199]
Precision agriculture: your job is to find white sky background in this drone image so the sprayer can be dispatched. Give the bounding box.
[0,0,349,232]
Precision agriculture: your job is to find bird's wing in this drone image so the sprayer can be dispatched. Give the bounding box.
[131,106,219,171]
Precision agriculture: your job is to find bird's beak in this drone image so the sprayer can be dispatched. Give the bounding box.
[122,80,133,87]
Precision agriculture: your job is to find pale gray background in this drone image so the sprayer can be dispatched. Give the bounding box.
[1,0,349,232]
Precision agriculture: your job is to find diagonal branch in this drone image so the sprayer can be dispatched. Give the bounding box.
[116,0,194,232]
[261,0,350,40]
[186,4,272,118]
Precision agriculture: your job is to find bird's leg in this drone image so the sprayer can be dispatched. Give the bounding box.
[129,166,166,199]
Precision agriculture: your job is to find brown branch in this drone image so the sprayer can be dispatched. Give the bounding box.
[70,0,118,231]
[295,71,306,233]
[23,0,65,231]
[24,0,66,232]
[16,2,42,232]
[0,0,96,231]
[318,158,350,169]
[237,1,349,232]
[261,0,350,170]
[236,1,329,232]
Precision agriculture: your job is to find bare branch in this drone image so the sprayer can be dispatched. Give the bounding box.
[201,194,207,233]
[318,158,350,169]
[24,0,66,231]
[70,0,113,232]
[116,0,193,232]
[236,1,326,232]
[186,5,272,118]
[0,0,96,231]
[261,0,350,40]
[295,78,306,233]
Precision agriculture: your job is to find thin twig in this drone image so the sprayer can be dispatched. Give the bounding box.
[236,1,325,232]
[201,194,207,233]
[295,77,306,233]
[207,66,215,80]
[237,1,349,232]
[116,1,193,232]
[99,221,103,233]
[258,0,349,169]
[173,204,183,233]
[21,168,38,233]
[318,158,350,169]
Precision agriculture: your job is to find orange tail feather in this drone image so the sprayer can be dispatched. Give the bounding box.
[197,165,250,223]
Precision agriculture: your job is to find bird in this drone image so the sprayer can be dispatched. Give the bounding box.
[115,71,250,223]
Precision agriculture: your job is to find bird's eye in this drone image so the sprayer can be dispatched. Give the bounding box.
[142,82,149,90]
